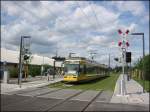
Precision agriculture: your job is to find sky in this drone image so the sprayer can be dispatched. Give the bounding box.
[1,1,149,67]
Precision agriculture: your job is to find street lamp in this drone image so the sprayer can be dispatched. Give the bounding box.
[131,33,145,93]
[69,52,76,58]
[90,52,97,60]
[18,36,31,88]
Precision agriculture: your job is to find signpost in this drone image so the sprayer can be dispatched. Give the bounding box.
[18,36,31,88]
[18,37,23,87]
[117,29,130,96]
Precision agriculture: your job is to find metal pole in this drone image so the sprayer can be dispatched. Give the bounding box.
[142,34,145,93]
[41,56,44,79]
[18,36,23,88]
[108,54,110,75]
[69,52,76,58]
[121,48,127,95]
[41,66,43,79]
[122,49,125,75]
[130,62,131,80]
[149,32,150,55]
[53,60,56,79]
[131,33,145,93]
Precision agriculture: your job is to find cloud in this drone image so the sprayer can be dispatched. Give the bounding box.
[111,1,145,16]
[141,14,149,24]
[88,35,110,45]
[1,19,62,55]
[1,1,21,16]
[1,1,149,67]
[55,3,119,34]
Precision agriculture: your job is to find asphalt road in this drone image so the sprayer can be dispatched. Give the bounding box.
[1,87,149,111]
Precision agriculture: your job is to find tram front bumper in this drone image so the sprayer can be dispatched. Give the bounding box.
[63,75,78,82]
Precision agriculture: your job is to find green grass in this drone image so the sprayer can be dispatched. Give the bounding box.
[133,77,150,92]
[48,73,119,91]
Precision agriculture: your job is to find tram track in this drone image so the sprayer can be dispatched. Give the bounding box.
[13,81,78,97]
[34,81,74,97]
[5,79,104,112]
[45,89,85,111]
[3,80,107,112]
[45,81,104,111]
[81,90,103,112]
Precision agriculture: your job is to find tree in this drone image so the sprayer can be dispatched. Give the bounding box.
[8,67,18,78]
[28,65,41,77]
[134,54,150,80]
[23,54,33,80]
[42,64,52,73]
[143,55,150,80]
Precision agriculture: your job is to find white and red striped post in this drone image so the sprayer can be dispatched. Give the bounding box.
[117,29,130,96]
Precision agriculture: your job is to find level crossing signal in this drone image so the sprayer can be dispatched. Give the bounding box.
[24,55,30,61]
[118,29,129,35]
[114,58,119,61]
[126,52,131,63]
[118,29,130,48]
[118,40,129,47]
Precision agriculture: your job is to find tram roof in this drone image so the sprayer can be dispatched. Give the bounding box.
[66,57,86,60]
[65,57,108,68]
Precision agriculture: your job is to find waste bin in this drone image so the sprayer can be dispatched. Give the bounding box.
[2,61,9,83]
[3,71,9,83]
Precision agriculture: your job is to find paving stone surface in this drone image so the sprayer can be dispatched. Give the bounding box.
[95,90,113,103]
[1,94,30,106]
[38,89,82,99]
[2,97,63,111]
[17,88,59,97]
[70,90,99,101]
[49,100,89,111]
[85,102,149,111]
[1,92,149,112]
[111,74,149,105]
[5,87,41,95]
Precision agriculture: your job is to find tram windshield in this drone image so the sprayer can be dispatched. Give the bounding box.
[65,64,79,75]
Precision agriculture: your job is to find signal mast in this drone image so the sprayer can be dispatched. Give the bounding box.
[117,29,130,96]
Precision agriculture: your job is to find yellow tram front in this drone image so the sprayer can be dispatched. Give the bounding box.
[63,59,81,82]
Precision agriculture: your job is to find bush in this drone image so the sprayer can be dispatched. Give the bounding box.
[43,64,53,73]
[7,64,53,78]
[134,54,150,81]
[8,67,18,78]
[143,55,150,80]
[28,65,41,77]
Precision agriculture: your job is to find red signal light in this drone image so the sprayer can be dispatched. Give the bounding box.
[126,29,129,34]
[118,41,122,46]
[126,42,129,47]
[118,29,122,34]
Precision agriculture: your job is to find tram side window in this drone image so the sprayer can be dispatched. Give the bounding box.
[84,65,86,74]
[86,66,97,74]
[64,67,67,72]
[97,67,102,74]
[79,65,85,74]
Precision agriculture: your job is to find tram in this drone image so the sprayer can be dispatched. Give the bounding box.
[63,57,108,82]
